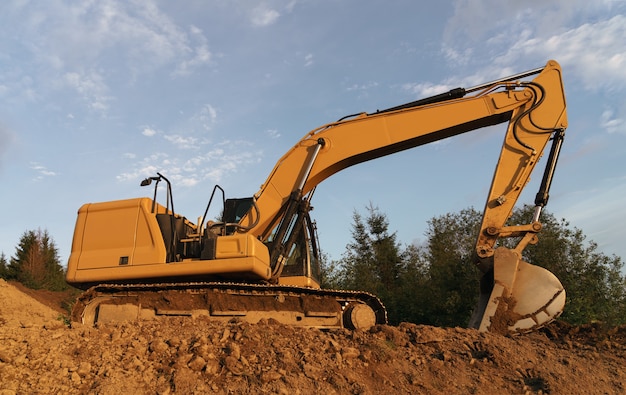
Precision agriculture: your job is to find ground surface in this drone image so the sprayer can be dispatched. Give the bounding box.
[1,278,625,394]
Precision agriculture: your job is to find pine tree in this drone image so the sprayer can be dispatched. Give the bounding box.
[394,242,431,324]
[336,204,406,324]
[420,207,483,327]
[0,252,8,279]
[8,229,67,291]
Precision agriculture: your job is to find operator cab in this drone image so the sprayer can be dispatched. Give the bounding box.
[208,196,322,288]
[145,176,322,288]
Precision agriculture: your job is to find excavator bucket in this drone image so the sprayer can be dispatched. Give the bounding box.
[470,247,565,334]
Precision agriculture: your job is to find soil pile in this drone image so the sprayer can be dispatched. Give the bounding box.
[0,278,624,394]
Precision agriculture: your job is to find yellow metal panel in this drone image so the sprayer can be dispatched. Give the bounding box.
[67,198,166,272]
[132,198,168,265]
[526,63,568,130]
[215,234,247,258]
[215,233,270,263]
[70,255,272,283]
[66,203,89,283]
[278,275,321,289]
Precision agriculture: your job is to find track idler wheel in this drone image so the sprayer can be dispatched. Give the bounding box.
[343,302,377,330]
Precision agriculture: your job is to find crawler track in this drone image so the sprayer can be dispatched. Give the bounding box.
[71,282,387,330]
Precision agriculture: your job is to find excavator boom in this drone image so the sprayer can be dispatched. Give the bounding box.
[67,60,568,334]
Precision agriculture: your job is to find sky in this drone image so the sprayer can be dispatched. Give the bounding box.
[1,0,625,268]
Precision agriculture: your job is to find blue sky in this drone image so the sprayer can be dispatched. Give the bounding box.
[1,0,625,266]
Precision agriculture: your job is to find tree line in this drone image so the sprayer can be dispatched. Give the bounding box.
[321,204,626,328]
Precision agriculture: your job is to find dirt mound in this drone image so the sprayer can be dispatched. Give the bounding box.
[0,278,625,394]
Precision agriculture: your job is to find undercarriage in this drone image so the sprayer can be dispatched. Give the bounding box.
[72,282,387,330]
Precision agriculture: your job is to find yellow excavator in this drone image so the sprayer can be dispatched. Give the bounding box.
[67,60,568,334]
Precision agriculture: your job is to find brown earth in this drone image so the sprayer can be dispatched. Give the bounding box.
[0,278,625,395]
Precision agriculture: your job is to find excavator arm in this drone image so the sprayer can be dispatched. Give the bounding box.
[244,61,567,238]
[241,60,567,332]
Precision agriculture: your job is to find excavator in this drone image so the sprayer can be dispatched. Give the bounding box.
[67,60,568,335]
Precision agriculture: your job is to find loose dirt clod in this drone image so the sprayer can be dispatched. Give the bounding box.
[0,278,625,394]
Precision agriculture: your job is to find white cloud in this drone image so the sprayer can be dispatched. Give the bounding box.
[601,108,625,134]
[116,154,165,182]
[444,0,610,47]
[202,104,218,124]
[285,0,298,13]
[304,53,314,67]
[266,129,281,139]
[142,127,158,137]
[345,81,380,99]
[442,1,626,92]
[402,82,454,98]
[173,25,213,76]
[250,5,280,27]
[190,104,219,131]
[346,81,379,92]
[21,1,195,69]
[30,162,57,180]
[0,124,15,170]
[1,1,215,112]
[63,70,112,114]
[117,141,262,185]
[164,134,199,150]
[494,15,626,91]
[0,70,40,104]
